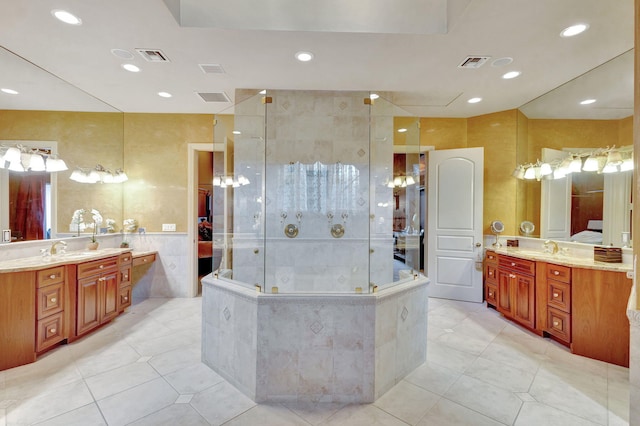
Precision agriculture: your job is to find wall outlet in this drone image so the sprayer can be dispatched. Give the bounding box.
[162,223,176,232]
[138,227,146,234]
[2,229,10,243]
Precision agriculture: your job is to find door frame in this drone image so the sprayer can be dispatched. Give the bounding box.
[187,142,224,298]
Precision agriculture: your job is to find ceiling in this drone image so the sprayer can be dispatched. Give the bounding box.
[0,0,634,118]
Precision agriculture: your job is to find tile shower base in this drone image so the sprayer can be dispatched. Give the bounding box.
[201,275,429,403]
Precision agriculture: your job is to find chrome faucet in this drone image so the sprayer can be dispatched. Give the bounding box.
[50,240,67,255]
[544,240,558,255]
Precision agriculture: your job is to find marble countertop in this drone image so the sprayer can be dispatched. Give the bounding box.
[0,248,157,273]
[490,246,632,273]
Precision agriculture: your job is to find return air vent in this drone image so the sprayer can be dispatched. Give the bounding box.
[458,56,490,69]
[197,92,231,103]
[135,48,170,62]
[199,64,226,74]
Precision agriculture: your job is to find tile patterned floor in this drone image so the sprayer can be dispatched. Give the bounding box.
[0,296,629,425]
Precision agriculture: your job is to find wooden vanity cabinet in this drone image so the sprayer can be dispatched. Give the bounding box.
[496,254,535,330]
[76,256,119,337]
[36,266,67,352]
[118,253,133,312]
[484,250,498,307]
[544,263,571,344]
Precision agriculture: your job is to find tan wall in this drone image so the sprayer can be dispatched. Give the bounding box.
[123,113,213,233]
[0,110,124,233]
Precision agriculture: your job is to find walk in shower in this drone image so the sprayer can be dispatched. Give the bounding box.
[202,89,429,403]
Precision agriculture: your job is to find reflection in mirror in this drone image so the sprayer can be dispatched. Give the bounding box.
[0,46,124,243]
[517,49,634,242]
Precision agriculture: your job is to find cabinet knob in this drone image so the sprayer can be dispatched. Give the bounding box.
[488,291,493,297]
[553,292,559,298]
[99,265,104,269]
[124,275,128,279]
[553,271,559,276]
[143,258,148,262]
[553,321,559,327]
[124,296,128,301]
[49,274,56,279]
[49,328,56,333]
[511,262,516,267]
[489,271,493,276]
[50,297,56,303]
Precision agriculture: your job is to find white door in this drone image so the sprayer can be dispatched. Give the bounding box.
[427,147,484,302]
[540,148,571,240]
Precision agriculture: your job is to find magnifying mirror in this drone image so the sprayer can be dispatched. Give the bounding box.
[490,220,504,247]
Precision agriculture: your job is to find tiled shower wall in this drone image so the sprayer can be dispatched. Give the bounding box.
[231,90,395,292]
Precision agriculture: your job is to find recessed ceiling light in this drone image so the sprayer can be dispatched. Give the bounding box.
[295,51,314,62]
[1,88,18,95]
[467,97,482,104]
[560,23,589,37]
[158,92,172,98]
[121,64,141,73]
[397,128,407,133]
[580,99,596,105]
[370,93,380,100]
[502,71,521,79]
[51,9,82,25]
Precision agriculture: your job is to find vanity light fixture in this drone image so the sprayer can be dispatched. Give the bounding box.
[1,88,18,95]
[514,146,633,180]
[213,174,250,188]
[52,9,82,25]
[369,93,380,100]
[467,97,482,104]
[387,174,416,188]
[397,128,407,133]
[0,145,68,172]
[560,23,589,38]
[69,165,128,184]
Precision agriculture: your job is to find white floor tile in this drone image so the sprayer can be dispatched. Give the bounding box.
[373,380,440,424]
[417,397,504,426]
[85,361,160,400]
[190,381,256,425]
[0,297,630,425]
[97,377,178,426]
[444,374,523,425]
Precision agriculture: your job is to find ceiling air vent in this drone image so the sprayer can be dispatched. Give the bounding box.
[135,48,170,62]
[197,92,231,103]
[458,56,490,69]
[199,64,226,74]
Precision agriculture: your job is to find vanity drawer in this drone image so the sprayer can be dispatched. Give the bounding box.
[547,264,571,283]
[37,282,64,320]
[498,255,535,276]
[78,257,118,278]
[485,250,498,264]
[119,252,133,265]
[548,280,571,313]
[36,312,64,352]
[485,282,498,306]
[547,307,571,343]
[486,265,497,282]
[119,285,132,312]
[133,253,156,267]
[120,265,132,287]
[37,266,64,288]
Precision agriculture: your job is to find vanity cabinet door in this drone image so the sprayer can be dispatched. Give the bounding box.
[77,275,101,335]
[514,274,535,329]
[497,269,513,317]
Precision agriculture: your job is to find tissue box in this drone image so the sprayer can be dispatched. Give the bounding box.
[594,246,622,263]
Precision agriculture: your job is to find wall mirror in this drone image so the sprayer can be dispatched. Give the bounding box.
[0,46,124,243]
[517,49,634,246]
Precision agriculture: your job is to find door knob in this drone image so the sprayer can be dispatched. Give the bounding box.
[475,243,481,247]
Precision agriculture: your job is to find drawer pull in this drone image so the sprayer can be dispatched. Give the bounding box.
[123,296,128,301]
[49,274,56,279]
[50,297,57,303]
[553,292,559,298]
[123,274,128,279]
[49,328,56,334]
[553,321,559,327]
[99,265,104,269]
[488,271,493,276]
[488,291,493,297]
[143,258,148,262]
[511,262,516,267]
[553,271,560,276]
